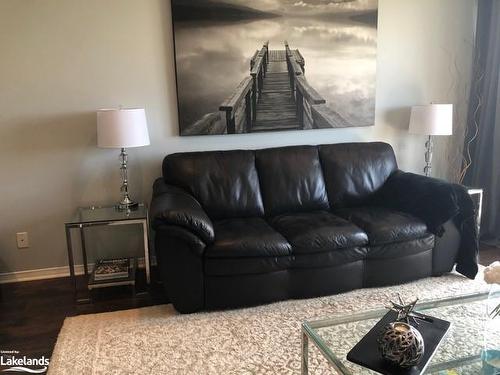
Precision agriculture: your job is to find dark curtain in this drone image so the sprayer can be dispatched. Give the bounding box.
[464,0,500,244]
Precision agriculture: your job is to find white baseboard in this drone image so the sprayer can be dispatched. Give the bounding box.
[0,257,155,284]
[0,264,88,284]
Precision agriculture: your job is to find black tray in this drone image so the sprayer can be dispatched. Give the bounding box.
[346,310,450,375]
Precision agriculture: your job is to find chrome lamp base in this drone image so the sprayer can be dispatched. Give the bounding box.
[116,148,139,211]
[118,197,139,211]
[424,135,433,177]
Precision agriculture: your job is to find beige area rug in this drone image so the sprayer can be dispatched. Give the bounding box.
[49,272,489,374]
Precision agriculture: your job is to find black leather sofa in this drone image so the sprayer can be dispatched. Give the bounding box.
[150,142,463,313]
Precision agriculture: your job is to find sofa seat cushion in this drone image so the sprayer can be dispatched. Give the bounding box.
[335,207,428,245]
[205,256,292,276]
[291,247,368,269]
[269,211,368,254]
[206,217,292,258]
[367,235,434,259]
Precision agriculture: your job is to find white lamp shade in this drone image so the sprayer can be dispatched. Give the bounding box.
[409,104,453,136]
[97,108,150,148]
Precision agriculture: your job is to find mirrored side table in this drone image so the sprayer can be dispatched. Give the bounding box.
[64,204,151,303]
[467,188,483,234]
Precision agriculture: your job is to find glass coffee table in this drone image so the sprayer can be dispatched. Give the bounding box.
[301,292,500,374]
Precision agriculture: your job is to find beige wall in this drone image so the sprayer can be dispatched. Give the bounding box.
[0,0,476,273]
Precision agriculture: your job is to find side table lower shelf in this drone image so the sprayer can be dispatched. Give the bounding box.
[88,257,136,290]
[74,264,150,304]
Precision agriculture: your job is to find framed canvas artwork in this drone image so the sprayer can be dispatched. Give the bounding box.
[171,0,378,136]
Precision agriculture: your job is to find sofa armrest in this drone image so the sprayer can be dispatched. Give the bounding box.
[150,178,215,244]
[155,224,205,312]
[155,224,206,256]
[374,170,461,234]
[375,170,479,279]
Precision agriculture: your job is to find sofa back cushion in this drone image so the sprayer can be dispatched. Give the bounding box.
[163,150,264,219]
[256,145,329,216]
[319,142,398,208]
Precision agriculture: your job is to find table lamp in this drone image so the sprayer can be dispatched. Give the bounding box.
[409,104,453,177]
[97,108,150,210]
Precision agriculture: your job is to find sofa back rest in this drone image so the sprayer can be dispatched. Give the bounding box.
[319,142,398,208]
[255,145,329,216]
[163,150,264,219]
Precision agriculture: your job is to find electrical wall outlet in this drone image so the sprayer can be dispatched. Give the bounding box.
[16,232,29,248]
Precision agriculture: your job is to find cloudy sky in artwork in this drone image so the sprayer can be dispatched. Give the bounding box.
[226,0,377,14]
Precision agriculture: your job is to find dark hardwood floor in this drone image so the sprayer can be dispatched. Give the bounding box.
[0,248,498,369]
[479,244,500,265]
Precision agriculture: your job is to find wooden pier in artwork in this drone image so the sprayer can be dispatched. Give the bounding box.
[183,41,349,135]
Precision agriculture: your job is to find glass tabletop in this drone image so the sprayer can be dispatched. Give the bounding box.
[303,292,500,374]
[66,204,148,225]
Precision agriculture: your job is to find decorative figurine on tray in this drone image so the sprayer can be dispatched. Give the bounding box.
[378,295,426,368]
